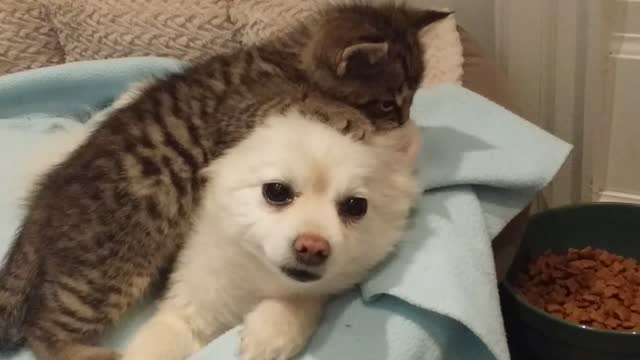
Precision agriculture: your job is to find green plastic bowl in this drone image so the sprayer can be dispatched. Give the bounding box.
[500,203,640,360]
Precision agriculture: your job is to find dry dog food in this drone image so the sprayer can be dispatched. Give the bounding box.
[514,247,640,331]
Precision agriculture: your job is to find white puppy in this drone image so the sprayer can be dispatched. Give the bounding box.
[123,110,421,360]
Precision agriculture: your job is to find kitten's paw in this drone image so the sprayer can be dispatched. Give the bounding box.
[301,97,373,141]
[327,111,373,141]
[344,121,371,141]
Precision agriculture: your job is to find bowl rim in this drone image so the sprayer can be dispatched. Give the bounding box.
[530,201,640,216]
[503,201,640,337]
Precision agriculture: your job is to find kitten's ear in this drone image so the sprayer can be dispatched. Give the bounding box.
[411,9,454,29]
[335,41,389,77]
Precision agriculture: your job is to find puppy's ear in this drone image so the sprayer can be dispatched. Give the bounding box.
[335,41,389,77]
[370,120,422,166]
[394,120,422,166]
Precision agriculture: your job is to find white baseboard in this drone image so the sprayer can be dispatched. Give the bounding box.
[598,190,640,204]
[611,33,640,60]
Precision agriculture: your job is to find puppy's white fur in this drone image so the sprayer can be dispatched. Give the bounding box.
[123,112,421,360]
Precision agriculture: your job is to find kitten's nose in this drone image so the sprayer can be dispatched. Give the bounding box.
[293,233,331,266]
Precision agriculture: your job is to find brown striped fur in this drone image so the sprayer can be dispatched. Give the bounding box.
[0,3,449,359]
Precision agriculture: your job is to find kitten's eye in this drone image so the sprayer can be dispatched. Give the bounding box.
[339,197,368,220]
[379,100,396,113]
[262,183,294,206]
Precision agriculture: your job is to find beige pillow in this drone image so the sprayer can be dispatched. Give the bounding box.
[0,0,65,75]
[228,0,323,47]
[46,0,239,63]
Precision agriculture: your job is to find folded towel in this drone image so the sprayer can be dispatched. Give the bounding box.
[0,58,571,360]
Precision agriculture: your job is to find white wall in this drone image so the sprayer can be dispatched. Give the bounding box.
[494,0,640,206]
[494,0,615,208]
[453,0,495,56]
[600,0,640,203]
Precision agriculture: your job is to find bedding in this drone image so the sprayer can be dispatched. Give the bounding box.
[0,57,570,360]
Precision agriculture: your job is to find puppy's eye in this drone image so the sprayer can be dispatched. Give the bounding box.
[338,197,368,220]
[379,100,396,113]
[262,183,294,206]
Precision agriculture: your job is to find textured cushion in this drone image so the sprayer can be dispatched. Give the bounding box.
[228,0,323,46]
[46,0,239,63]
[0,0,65,75]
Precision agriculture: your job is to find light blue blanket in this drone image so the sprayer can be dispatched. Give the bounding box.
[0,58,571,360]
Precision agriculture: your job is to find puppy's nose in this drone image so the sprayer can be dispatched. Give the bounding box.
[293,233,331,266]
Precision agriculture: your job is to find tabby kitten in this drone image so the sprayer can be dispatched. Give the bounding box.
[0,4,449,360]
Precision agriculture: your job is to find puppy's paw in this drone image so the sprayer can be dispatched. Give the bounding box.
[239,298,325,360]
[239,311,307,360]
[240,326,305,360]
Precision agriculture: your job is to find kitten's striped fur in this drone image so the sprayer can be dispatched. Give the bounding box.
[0,3,449,359]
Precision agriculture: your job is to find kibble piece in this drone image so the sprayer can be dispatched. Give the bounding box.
[613,306,631,322]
